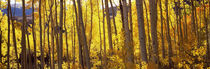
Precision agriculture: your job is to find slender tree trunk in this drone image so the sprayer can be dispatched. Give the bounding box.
[77,0,91,68]
[109,0,117,35]
[21,0,27,68]
[159,0,165,58]
[88,0,93,52]
[136,0,148,63]
[7,0,11,68]
[191,0,196,34]
[97,0,102,67]
[129,0,133,54]
[8,0,19,68]
[39,0,44,68]
[32,0,37,68]
[102,0,107,68]
[183,1,188,40]
[105,0,113,51]
[73,0,84,68]
[122,0,135,68]
[144,1,152,61]
[149,0,158,64]
[166,0,173,68]
[64,0,70,69]
[58,0,64,69]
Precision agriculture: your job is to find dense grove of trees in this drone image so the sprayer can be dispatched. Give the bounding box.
[0,0,209,69]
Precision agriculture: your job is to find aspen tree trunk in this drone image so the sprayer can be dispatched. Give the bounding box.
[7,0,11,68]
[88,0,93,52]
[122,0,135,68]
[58,0,64,68]
[21,0,27,68]
[105,0,113,51]
[72,7,76,66]
[102,0,107,68]
[73,0,84,68]
[183,1,188,40]
[136,0,148,63]
[166,0,173,68]
[159,0,165,58]
[149,0,159,64]
[129,0,133,51]
[48,0,54,68]
[191,0,196,34]
[39,0,44,68]
[144,1,152,61]
[77,0,91,68]
[32,0,37,68]
[9,0,19,68]
[64,0,69,69]
[119,0,125,29]
[97,0,102,66]
[109,0,117,35]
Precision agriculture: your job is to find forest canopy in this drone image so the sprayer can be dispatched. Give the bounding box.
[0,0,210,69]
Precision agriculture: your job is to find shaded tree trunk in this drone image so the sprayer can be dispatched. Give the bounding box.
[105,0,113,51]
[21,0,27,68]
[149,0,159,64]
[109,0,117,35]
[101,0,107,68]
[77,0,91,68]
[7,0,11,68]
[166,0,173,68]
[136,0,148,63]
[159,0,165,58]
[73,0,84,68]
[122,0,134,68]
[32,0,37,68]
[58,0,64,68]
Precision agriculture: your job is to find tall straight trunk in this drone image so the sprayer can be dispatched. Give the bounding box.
[122,0,134,68]
[129,0,133,51]
[48,0,54,69]
[21,0,27,68]
[64,0,70,69]
[72,6,76,66]
[183,1,188,40]
[102,0,107,68]
[7,0,11,68]
[77,0,91,69]
[105,0,113,51]
[73,0,84,68]
[58,0,64,68]
[119,0,125,29]
[109,0,117,35]
[88,0,93,52]
[39,0,44,68]
[9,0,19,68]
[26,24,32,69]
[178,0,183,43]
[159,0,165,58]
[144,1,152,60]
[136,0,148,63]
[149,0,158,64]
[166,0,173,68]
[191,0,196,34]
[32,0,37,68]
[97,0,102,66]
